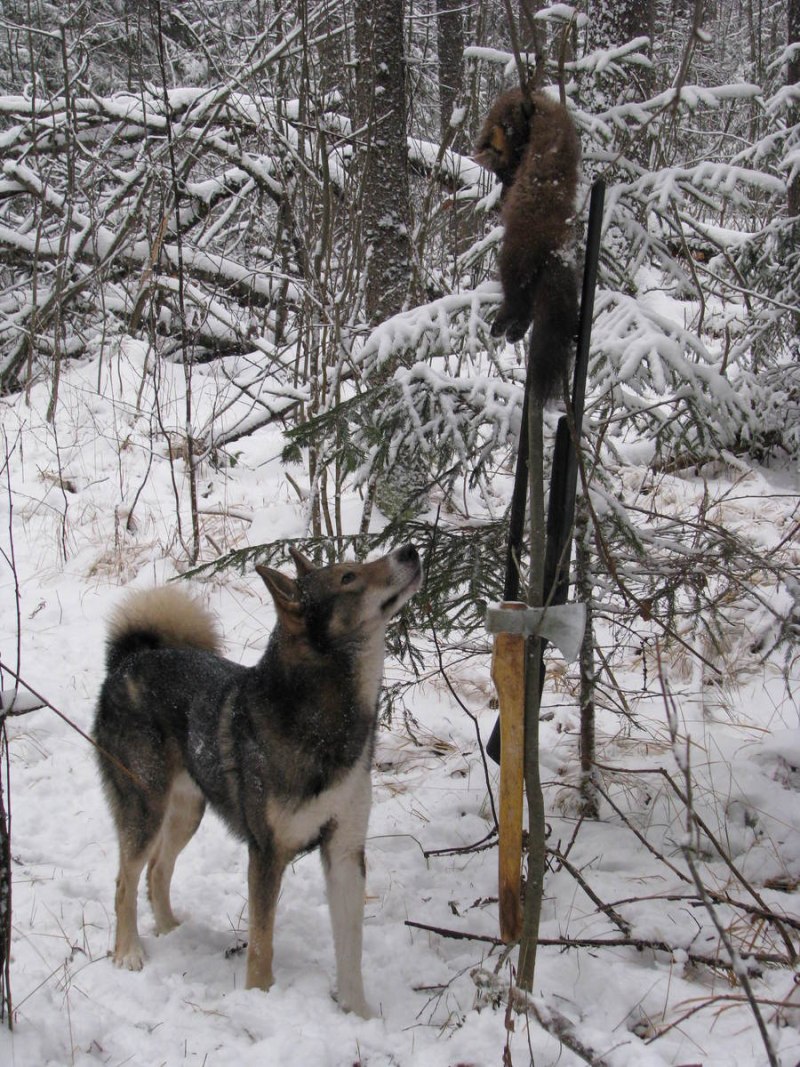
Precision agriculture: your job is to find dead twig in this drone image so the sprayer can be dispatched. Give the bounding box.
[406,919,503,945]
[606,889,800,936]
[404,919,790,971]
[593,779,690,883]
[646,990,800,1046]
[423,828,498,859]
[550,847,633,936]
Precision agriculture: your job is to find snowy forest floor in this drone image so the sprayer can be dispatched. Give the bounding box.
[2,345,800,1067]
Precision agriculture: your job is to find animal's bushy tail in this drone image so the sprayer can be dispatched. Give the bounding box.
[531,255,579,404]
[105,587,221,673]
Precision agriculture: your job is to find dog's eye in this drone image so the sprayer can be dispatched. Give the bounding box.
[341,571,357,586]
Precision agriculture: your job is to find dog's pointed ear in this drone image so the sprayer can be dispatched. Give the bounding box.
[256,565,304,629]
[288,546,315,576]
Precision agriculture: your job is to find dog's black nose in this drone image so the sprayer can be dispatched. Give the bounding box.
[397,544,419,564]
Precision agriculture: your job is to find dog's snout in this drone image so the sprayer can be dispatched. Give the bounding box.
[397,544,419,565]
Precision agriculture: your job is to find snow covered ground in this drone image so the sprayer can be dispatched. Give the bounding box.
[2,344,800,1066]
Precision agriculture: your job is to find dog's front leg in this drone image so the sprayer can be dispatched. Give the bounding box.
[245,843,286,991]
[321,808,372,1018]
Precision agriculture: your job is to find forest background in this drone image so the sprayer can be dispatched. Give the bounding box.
[1,1,800,1065]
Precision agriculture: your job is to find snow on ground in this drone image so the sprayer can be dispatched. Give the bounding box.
[2,344,800,1066]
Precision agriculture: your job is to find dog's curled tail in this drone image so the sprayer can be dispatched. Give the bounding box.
[105,586,221,673]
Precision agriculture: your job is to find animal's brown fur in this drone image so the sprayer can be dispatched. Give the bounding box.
[475,88,581,402]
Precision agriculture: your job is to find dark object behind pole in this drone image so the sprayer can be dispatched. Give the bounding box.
[487,180,605,765]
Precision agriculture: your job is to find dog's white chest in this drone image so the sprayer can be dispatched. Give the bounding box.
[266,758,372,854]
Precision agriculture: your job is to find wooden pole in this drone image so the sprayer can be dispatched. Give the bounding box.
[491,602,526,942]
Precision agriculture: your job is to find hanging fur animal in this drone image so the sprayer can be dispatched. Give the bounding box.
[475,88,581,402]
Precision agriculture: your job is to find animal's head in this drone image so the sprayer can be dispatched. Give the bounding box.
[474,88,533,189]
[256,544,422,651]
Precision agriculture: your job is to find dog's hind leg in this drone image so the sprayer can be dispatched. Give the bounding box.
[245,843,288,992]
[321,784,372,1018]
[113,837,155,971]
[108,770,172,970]
[147,771,206,935]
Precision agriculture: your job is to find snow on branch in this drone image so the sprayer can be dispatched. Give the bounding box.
[589,290,753,455]
[584,82,763,140]
[357,289,501,376]
[407,137,484,190]
[568,37,653,76]
[606,162,784,214]
[465,33,650,81]
[392,361,523,454]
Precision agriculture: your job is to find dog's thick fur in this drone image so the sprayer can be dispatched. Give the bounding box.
[475,88,581,402]
[94,544,422,1017]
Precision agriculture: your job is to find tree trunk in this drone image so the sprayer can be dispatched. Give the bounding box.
[436,0,465,141]
[789,0,800,220]
[586,0,655,50]
[353,0,412,327]
[587,0,656,100]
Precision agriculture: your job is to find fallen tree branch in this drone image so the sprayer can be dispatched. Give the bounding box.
[423,828,498,859]
[550,847,633,936]
[405,919,502,945]
[404,919,791,970]
[473,966,613,1066]
[607,889,800,936]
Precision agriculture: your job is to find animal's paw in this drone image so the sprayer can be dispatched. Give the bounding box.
[504,318,529,343]
[113,943,146,971]
[153,916,180,936]
[350,1000,374,1020]
[335,988,374,1019]
[490,306,530,343]
[244,963,275,992]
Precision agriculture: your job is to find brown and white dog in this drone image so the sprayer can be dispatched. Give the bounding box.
[93,544,422,1017]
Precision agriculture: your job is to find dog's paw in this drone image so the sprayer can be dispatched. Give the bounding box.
[244,963,275,992]
[153,916,180,936]
[112,943,146,971]
[335,989,374,1019]
[349,999,374,1020]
